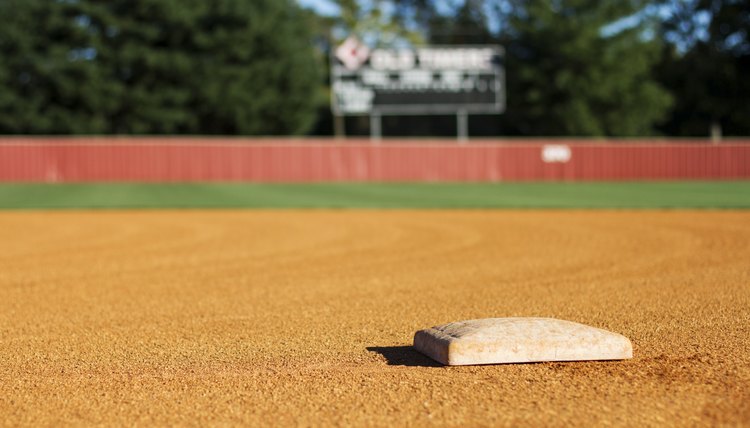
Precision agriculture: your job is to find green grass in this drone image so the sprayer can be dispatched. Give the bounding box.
[0,182,748,209]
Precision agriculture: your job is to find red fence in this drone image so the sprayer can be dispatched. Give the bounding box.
[0,138,748,182]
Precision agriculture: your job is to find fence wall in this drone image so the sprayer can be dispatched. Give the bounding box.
[0,138,748,182]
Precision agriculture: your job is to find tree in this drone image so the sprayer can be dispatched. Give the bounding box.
[0,0,114,133]
[498,0,672,136]
[425,0,495,45]
[327,0,424,47]
[0,0,321,135]
[322,0,674,137]
[657,0,750,136]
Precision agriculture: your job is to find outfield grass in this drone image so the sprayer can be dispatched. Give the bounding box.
[0,182,748,209]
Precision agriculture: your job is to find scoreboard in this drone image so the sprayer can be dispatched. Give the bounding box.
[331,39,505,115]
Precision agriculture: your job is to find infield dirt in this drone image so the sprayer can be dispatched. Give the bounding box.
[1,210,749,426]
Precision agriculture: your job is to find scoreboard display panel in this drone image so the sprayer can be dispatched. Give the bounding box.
[331,40,505,115]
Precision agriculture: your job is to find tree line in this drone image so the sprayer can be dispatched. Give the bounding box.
[0,0,321,135]
[0,0,747,137]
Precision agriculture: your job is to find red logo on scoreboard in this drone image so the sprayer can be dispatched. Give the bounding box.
[335,36,370,71]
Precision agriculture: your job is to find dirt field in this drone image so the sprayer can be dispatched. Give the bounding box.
[1,210,749,426]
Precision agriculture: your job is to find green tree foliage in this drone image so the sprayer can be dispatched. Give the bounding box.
[335,0,674,137]
[657,0,750,136]
[500,0,672,136]
[0,0,321,135]
[0,0,111,133]
[428,0,495,44]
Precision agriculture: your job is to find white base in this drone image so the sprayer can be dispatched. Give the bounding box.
[413,317,633,366]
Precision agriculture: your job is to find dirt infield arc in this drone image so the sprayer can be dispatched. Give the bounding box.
[1,138,749,182]
[1,210,748,426]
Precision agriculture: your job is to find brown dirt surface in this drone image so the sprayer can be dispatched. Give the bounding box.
[1,210,749,426]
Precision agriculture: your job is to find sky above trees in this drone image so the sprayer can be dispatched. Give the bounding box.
[298,0,716,51]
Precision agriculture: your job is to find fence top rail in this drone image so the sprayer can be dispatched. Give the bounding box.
[0,137,749,147]
[0,143,748,149]
[0,136,750,149]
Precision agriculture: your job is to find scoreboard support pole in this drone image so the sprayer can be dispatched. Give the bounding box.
[333,113,346,139]
[457,109,469,142]
[370,111,382,142]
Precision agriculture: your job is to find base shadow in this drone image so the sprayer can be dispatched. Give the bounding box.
[367,346,444,367]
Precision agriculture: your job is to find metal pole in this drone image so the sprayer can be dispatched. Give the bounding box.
[370,111,382,142]
[457,109,468,143]
[333,114,346,139]
[711,120,722,144]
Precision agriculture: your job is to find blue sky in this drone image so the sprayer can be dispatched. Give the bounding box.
[297,0,474,20]
[297,0,340,16]
[296,0,711,52]
[297,0,654,34]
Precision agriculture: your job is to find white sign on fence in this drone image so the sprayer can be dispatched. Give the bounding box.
[542,145,572,163]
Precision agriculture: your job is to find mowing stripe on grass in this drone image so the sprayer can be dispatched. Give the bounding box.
[0,182,748,209]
